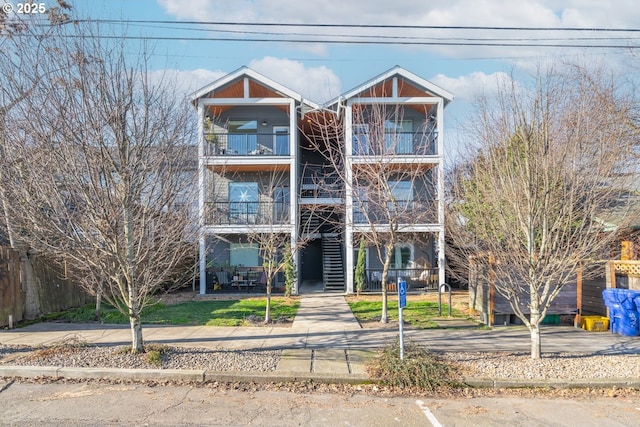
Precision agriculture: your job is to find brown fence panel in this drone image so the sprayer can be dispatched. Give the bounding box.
[31,256,91,315]
[0,247,24,327]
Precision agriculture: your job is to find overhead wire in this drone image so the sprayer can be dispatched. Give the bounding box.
[21,18,640,49]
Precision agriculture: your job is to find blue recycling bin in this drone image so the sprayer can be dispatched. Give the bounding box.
[602,289,640,336]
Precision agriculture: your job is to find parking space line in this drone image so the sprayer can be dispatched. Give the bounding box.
[416,400,443,427]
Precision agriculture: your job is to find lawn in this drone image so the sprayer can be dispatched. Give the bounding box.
[346,295,472,329]
[56,298,300,327]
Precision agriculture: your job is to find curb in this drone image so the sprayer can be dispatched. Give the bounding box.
[462,377,640,389]
[0,366,371,385]
[2,366,639,389]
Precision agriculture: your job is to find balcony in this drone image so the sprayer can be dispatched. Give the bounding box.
[352,132,437,156]
[204,201,290,225]
[353,200,437,224]
[204,132,290,156]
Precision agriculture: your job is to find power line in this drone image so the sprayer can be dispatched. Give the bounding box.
[73,19,640,33]
[125,23,639,43]
[49,34,640,49]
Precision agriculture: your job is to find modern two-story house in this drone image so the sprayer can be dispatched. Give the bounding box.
[190,66,452,295]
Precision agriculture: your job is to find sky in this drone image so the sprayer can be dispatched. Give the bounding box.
[22,0,640,158]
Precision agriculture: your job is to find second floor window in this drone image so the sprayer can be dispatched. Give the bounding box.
[229,182,258,218]
[388,180,413,211]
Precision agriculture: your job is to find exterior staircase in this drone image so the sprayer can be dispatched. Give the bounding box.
[300,210,322,236]
[321,235,345,292]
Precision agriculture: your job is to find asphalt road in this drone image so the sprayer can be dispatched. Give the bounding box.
[2,379,640,426]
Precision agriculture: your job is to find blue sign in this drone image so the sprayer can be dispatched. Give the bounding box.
[398,280,407,309]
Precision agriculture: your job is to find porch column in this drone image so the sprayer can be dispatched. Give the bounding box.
[289,99,299,295]
[197,102,207,295]
[345,101,355,294]
[436,100,445,287]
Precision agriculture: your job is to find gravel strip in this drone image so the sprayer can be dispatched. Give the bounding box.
[3,343,640,380]
[442,351,640,380]
[0,344,281,372]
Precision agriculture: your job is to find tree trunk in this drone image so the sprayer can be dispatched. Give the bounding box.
[129,312,144,353]
[380,244,394,324]
[128,290,144,353]
[265,278,272,324]
[94,286,102,321]
[529,310,542,359]
[530,323,541,359]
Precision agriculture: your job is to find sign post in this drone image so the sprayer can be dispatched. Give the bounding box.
[398,278,407,360]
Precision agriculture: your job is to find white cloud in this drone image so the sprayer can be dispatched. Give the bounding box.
[248,57,342,103]
[431,71,514,102]
[148,68,227,97]
[157,1,640,28]
[157,0,640,60]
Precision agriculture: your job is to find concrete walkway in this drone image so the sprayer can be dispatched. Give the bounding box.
[2,294,640,385]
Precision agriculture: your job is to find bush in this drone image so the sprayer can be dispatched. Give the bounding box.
[367,339,461,391]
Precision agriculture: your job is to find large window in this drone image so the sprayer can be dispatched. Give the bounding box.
[230,243,259,266]
[228,120,257,154]
[229,182,258,222]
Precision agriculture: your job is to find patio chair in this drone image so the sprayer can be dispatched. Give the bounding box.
[216,271,231,290]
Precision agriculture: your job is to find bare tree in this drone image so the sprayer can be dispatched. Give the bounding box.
[447,65,639,359]
[307,101,438,323]
[0,2,73,318]
[3,25,196,352]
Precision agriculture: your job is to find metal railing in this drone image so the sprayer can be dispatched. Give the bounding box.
[353,201,437,224]
[358,267,440,293]
[352,132,437,156]
[300,166,342,198]
[204,132,290,156]
[204,201,290,225]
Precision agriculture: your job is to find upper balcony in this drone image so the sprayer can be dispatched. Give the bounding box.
[204,131,290,157]
[352,131,437,157]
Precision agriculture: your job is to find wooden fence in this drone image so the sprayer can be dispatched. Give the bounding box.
[0,247,24,327]
[0,247,91,327]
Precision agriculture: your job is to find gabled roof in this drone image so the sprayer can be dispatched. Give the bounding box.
[326,65,454,108]
[189,66,319,110]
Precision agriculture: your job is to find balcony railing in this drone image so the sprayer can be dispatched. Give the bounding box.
[300,166,343,199]
[359,268,439,293]
[204,132,290,156]
[352,132,437,156]
[204,201,290,225]
[353,201,437,224]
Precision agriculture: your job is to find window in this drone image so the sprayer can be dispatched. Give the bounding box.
[353,187,368,223]
[384,120,412,154]
[230,243,259,266]
[228,120,257,154]
[389,244,413,269]
[273,126,289,155]
[388,180,413,211]
[352,124,370,155]
[273,187,290,221]
[229,182,258,221]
